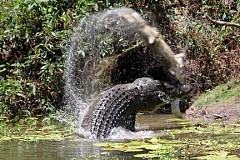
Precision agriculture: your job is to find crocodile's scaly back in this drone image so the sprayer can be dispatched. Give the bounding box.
[81,77,168,139]
[91,86,134,139]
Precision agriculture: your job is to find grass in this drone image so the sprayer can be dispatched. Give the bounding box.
[195,78,240,107]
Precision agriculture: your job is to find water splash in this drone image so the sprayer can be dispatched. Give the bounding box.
[63,7,158,125]
[108,127,157,140]
[74,126,157,140]
[63,7,185,138]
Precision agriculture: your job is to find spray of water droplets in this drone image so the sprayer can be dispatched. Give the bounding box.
[63,7,150,126]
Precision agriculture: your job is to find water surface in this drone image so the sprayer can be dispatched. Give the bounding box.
[1,114,239,160]
[0,114,183,160]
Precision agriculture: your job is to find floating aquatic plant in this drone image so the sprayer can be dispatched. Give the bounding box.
[0,118,75,142]
[94,123,240,159]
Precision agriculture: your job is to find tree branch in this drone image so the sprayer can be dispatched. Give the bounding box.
[203,15,240,28]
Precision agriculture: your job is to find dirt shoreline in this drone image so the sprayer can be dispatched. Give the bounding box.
[185,96,240,123]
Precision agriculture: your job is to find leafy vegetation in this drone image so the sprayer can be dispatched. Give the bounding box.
[1,2,239,160]
[0,0,239,119]
[0,117,74,141]
[105,0,240,92]
[0,0,100,119]
[181,1,240,93]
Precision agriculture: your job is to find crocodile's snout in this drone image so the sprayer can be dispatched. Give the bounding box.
[157,80,191,98]
[133,77,161,93]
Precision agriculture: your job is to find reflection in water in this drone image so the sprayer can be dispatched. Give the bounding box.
[0,140,98,160]
[136,114,189,130]
[0,114,187,160]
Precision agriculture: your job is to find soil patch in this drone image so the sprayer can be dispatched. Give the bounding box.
[186,96,240,123]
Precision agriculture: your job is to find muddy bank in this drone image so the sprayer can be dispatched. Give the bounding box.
[185,96,240,123]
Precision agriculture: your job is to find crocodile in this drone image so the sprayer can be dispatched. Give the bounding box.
[81,77,190,139]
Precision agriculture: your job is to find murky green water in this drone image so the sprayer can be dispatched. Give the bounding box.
[0,139,138,160]
[1,114,240,160]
